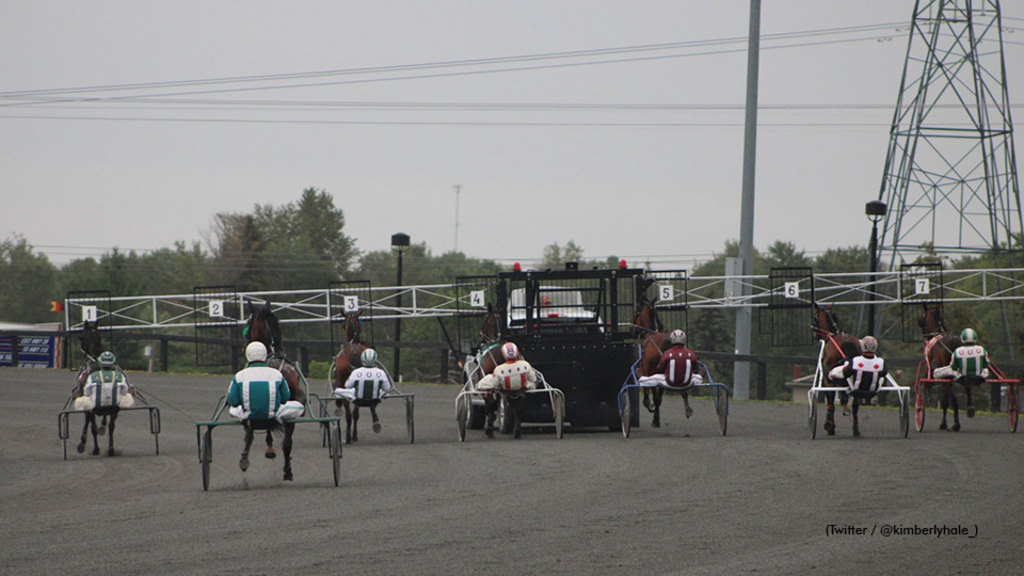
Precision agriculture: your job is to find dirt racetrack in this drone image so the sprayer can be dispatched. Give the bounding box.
[2,367,1021,576]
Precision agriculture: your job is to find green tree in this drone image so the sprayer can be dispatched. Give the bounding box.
[0,236,61,323]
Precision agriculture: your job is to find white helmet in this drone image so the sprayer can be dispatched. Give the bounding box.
[245,341,268,363]
[502,342,519,362]
[98,351,116,366]
[861,336,878,353]
[360,348,378,367]
[669,330,687,345]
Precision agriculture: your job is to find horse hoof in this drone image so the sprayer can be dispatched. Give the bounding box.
[939,423,948,431]
[335,408,342,417]
[853,425,861,437]
[485,427,495,439]
[842,406,851,417]
[92,447,100,456]
[239,457,249,472]
[97,426,106,436]
[372,422,381,434]
[952,423,961,432]
[685,407,694,419]
[823,420,835,432]
[107,448,115,457]
[967,407,976,418]
[283,471,293,482]
[265,446,276,459]
[77,442,86,454]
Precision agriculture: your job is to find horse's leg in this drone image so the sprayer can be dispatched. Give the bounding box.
[106,411,117,456]
[824,391,836,435]
[851,396,861,437]
[950,388,961,432]
[343,401,353,444]
[652,388,663,428]
[683,390,693,419]
[484,394,496,438]
[78,413,91,454]
[334,398,344,417]
[510,397,522,439]
[89,413,101,455]
[265,427,276,459]
[964,383,976,418]
[282,423,294,481]
[939,384,951,430]
[642,387,654,413]
[352,405,361,442]
[97,414,107,436]
[840,390,851,416]
[240,422,253,471]
[370,403,381,434]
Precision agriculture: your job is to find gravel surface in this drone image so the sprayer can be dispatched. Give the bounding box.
[2,367,1020,576]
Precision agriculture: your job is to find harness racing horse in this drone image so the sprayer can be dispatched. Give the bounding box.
[919,304,967,431]
[244,302,305,480]
[470,304,518,437]
[331,310,377,443]
[72,322,127,456]
[632,300,699,427]
[812,303,862,436]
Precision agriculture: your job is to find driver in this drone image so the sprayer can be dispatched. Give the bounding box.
[933,328,990,385]
[75,351,134,411]
[828,335,887,437]
[637,330,702,417]
[335,349,394,403]
[476,342,537,439]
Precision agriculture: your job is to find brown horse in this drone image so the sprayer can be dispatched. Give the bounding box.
[470,303,522,437]
[919,304,967,431]
[812,303,862,436]
[331,310,375,443]
[632,301,698,427]
[244,301,304,479]
[72,321,122,455]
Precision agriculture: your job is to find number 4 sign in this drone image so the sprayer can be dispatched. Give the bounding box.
[470,290,486,308]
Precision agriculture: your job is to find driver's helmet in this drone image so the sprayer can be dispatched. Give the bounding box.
[502,342,519,362]
[669,329,687,345]
[245,341,268,363]
[98,351,116,366]
[860,336,878,353]
[360,348,378,368]
[960,328,978,344]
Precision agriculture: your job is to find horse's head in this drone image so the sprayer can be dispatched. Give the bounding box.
[632,300,662,334]
[78,321,103,361]
[246,301,281,353]
[344,309,363,345]
[918,304,946,337]
[479,302,499,346]
[812,303,841,338]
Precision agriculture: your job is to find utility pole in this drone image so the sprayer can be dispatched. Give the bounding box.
[733,0,761,401]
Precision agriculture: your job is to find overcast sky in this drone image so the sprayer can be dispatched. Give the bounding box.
[3,1,1023,270]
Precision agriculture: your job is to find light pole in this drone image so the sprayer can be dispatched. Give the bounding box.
[865,200,886,337]
[391,233,410,379]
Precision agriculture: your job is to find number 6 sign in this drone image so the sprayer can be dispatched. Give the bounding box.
[784,282,800,299]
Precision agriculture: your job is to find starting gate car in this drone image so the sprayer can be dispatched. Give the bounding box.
[455,368,566,441]
[913,362,1019,433]
[617,354,729,438]
[195,367,343,491]
[808,340,911,439]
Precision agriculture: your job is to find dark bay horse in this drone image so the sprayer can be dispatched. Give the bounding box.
[813,303,862,436]
[72,321,117,453]
[632,301,697,427]
[919,304,967,431]
[471,303,518,437]
[331,310,376,443]
[244,302,305,479]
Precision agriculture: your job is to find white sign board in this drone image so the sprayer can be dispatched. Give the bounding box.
[470,290,486,308]
[659,285,674,302]
[82,306,98,323]
[784,282,800,299]
[915,278,930,295]
[208,301,225,318]
[344,295,360,313]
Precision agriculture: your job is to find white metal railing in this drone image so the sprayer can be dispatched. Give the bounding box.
[62,268,1024,331]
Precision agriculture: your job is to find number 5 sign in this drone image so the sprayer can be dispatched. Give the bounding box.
[659,285,674,302]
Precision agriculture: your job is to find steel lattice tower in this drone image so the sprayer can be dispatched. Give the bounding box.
[876,0,1021,267]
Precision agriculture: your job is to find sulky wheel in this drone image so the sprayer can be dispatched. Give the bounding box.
[554,394,564,439]
[456,396,468,442]
[1008,385,1019,434]
[899,391,910,438]
[915,379,926,432]
[200,428,212,492]
[406,397,415,444]
[331,422,342,487]
[808,391,818,439]
[716,386,729,436]
[620,393,631,439]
